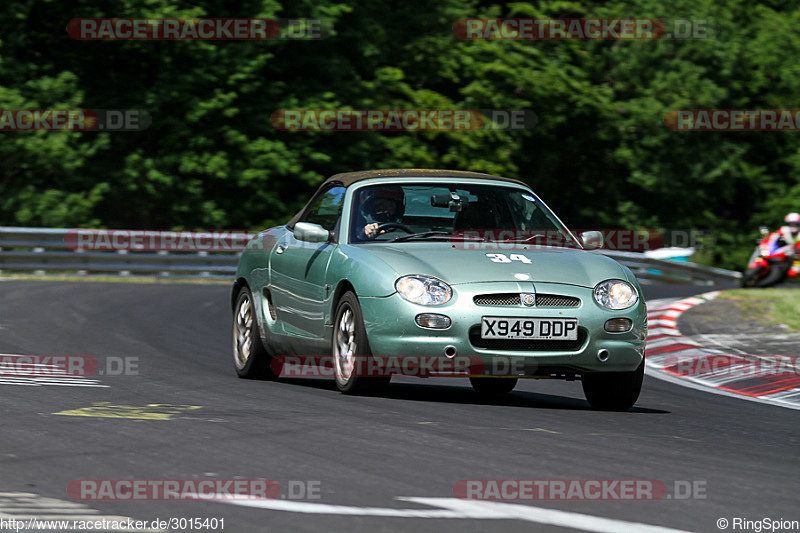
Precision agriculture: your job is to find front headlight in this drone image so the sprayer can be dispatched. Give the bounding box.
[594,279,638,310]
[395,275,452,306]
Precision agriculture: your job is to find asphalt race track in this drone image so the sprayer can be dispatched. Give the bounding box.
[0,279,798,533]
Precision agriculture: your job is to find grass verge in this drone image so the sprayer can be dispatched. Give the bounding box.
[718,288,800,332]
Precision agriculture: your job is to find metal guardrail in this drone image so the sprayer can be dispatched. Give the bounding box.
[0,227,238,279]
[598,250,742,285]
[0,227,742,284]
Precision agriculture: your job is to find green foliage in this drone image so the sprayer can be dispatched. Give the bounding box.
[1,0,799,270]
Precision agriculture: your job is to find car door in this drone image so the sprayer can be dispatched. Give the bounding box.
[269,185,345,351]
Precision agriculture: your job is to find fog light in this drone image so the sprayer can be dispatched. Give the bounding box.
[604,318,633,332]
[415,313,451,329]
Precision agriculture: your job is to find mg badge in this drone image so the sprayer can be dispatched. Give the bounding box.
[521,293,536,307]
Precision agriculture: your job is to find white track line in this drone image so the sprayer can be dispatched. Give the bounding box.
[224,496,696,532]
[0,353,107,387]
[0,492,163,531]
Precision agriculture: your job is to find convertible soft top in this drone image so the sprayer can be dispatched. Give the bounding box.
[287,168,527,227]
[325,168,526,187]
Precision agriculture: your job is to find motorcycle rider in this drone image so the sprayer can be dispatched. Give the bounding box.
[779,212,800,246]
[780,213,800,275]
[743,213,800,287]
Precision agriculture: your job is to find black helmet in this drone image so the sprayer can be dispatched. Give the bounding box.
[360,186,405,223]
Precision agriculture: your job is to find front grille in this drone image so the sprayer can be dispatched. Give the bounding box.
[473,293,520,306]
[469,326,588,352]
[473,293,580,307]
[535,294,581,307]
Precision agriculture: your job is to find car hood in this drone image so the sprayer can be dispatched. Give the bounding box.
[361,243,628,288]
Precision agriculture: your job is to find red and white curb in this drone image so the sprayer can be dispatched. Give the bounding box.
[645,292,800,410]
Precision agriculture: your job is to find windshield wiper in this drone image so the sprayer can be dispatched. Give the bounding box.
[500,233,579,247]
[389,231,452,242]
[502,233,546,243]
[389,231,487,243]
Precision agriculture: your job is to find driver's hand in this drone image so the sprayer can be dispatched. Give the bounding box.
[364,223,380,238]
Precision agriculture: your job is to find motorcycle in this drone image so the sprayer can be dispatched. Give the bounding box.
[741,226,800,288]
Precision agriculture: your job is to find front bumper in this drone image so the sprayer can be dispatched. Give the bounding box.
[359,281,646,376]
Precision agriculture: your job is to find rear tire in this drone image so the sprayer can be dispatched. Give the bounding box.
[581,360,644,411]
[469,377,518,396]
[233,287,279,379]
[332,292,390,394]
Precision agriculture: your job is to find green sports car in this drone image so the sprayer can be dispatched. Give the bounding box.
[231,169,647,410]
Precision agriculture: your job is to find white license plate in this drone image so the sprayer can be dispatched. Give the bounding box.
[480,317,578,340]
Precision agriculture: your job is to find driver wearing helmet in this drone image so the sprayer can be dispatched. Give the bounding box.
[780,212,800,247]
[359,186,406,239]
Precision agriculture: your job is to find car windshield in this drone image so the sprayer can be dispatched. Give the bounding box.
[349,183,579,246]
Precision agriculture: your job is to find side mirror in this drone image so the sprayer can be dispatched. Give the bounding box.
[580,230,604,250]
[294,222,330,243]
[759,226,770,236]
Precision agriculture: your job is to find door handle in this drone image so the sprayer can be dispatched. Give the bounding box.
[275,242,288,254]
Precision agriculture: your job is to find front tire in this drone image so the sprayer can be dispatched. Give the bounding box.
[469,377,518,396]
[233,287,278,379]
[755,261,790,288]
[581,360,644,411]
[332,291,389,394]
[741,266,764,288]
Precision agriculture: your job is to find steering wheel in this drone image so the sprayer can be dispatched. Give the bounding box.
[376,222,414,234]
